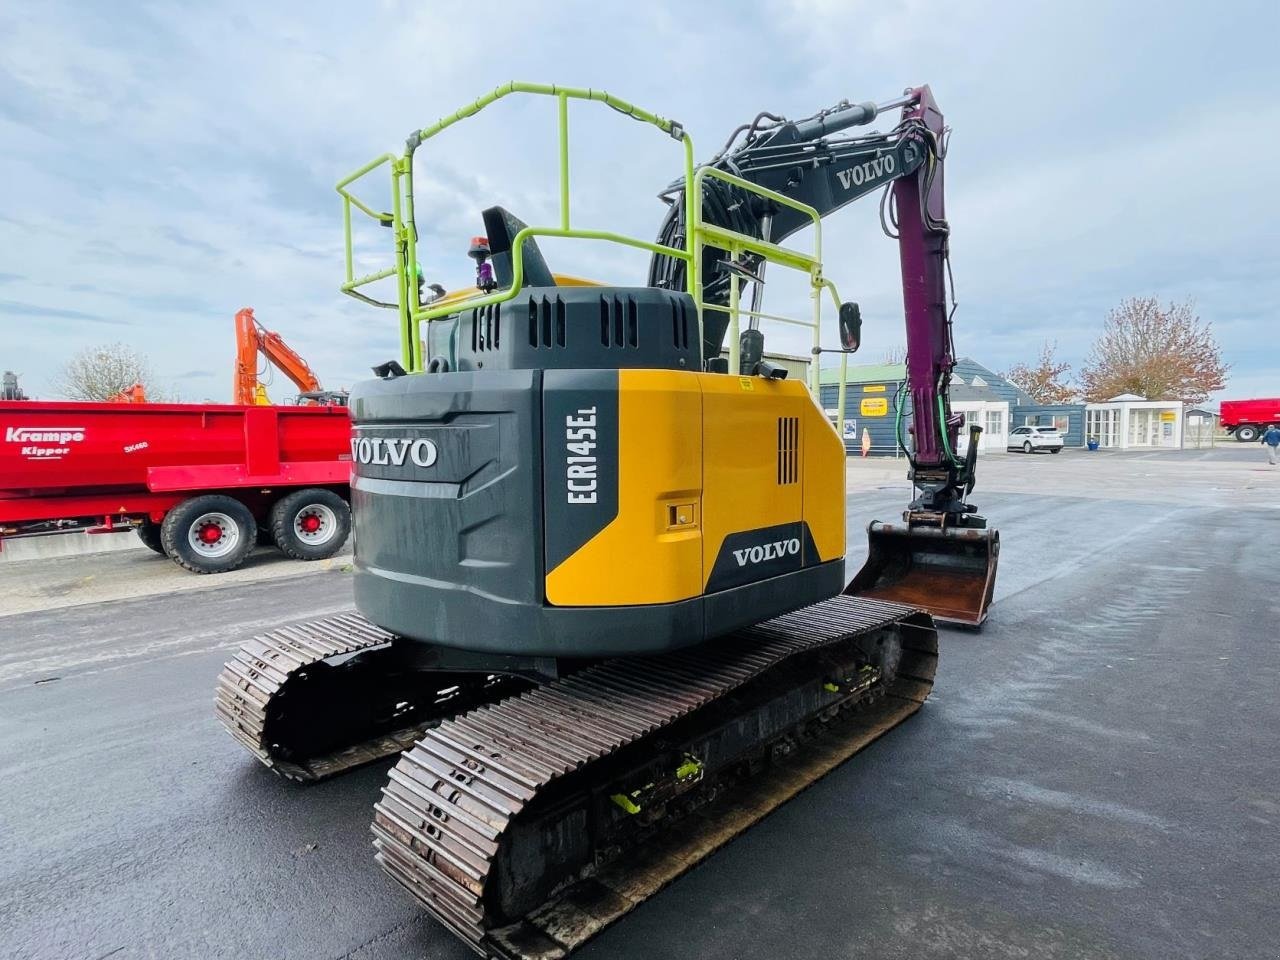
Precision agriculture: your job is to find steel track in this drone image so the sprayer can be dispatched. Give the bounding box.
[369,595,937,957]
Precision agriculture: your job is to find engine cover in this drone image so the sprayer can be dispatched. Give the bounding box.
[349,293,847,658]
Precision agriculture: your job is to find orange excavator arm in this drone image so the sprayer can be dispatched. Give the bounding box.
[233,307,324,405]
[107,383,148,403]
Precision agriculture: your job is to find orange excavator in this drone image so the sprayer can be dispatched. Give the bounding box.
[107,383,148,403]
[233,307,347,406]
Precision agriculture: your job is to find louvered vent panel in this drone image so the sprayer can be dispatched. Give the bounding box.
[471,303,501,352]
[777,416,799,485]
[527,296,566,348]
[671,298,690,350]
[599,295,641,348]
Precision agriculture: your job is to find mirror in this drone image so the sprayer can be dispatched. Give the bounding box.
[839,302,862,352]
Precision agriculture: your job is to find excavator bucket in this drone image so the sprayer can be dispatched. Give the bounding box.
[847,521,999,627]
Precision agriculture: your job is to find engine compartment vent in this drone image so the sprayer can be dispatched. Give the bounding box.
[470,303,502,353]
[777,416,799,485]
[599,295,640,348]
[528,295,567,349]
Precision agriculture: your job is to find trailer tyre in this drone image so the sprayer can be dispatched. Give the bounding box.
[161,495,257,574]
[269,488,350,561]
[135,523,166,555]
[1235,424,1259,442]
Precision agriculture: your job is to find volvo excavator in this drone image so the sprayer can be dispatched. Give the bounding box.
[216,83,996,958]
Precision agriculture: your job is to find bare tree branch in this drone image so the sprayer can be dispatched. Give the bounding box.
[881,344,907,365]
[51,343,177,401]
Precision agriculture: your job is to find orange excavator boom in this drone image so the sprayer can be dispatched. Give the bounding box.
[233,307,327,405]
[107,383,148,403]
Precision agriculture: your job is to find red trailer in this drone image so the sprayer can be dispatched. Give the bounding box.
[0,400,352,573]
[1220,398,1280,442]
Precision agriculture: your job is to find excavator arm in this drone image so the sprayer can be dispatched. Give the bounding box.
[650,86,998,625]
[233,308,344,406]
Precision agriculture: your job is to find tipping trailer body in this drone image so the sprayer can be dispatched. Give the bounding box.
[1220,398,1280,442]
[0,400,352,570]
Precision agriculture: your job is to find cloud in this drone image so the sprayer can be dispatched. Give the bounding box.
[0,299,130,324]
[0,0,1275,401]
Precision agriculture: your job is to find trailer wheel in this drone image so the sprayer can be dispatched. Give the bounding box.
[161,495,257,574]
[270,488,350,561]
[1235,424,1259,442]
[135,523,166,555]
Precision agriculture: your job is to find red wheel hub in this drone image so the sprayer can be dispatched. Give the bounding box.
[300,514,322,533]
[197,523,223,544]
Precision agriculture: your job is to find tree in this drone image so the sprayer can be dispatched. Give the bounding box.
[1004,341,1075,404]
[881,344,907,364]
[53,343,171,401]
[1079,297,1227,404]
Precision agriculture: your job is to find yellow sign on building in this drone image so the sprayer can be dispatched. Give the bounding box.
[860,397,889,417]
[1160,411,1176,422]
[863,384,886,393]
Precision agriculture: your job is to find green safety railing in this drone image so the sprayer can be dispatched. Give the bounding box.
[689,166,849,423]
[337,82,696,372]
[336,81,851,428]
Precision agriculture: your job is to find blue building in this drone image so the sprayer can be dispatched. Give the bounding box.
[820,356,1091,452]
[818,362,909,454]
[1011,403,1086,446]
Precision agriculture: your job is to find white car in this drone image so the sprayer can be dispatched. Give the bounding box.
[1008,425,1064,454]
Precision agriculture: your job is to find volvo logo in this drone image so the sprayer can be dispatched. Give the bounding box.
[732,538,801,567]
[351,436,438,468]
[835,155,896,190]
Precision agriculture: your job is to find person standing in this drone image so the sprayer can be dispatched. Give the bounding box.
[1263,424,1280,465]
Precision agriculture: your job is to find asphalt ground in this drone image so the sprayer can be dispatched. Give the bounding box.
[1,447,1278,960]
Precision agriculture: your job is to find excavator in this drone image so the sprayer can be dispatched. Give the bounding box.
[2,371,28,400]
[233,306,348,406]
[216,83,997,958]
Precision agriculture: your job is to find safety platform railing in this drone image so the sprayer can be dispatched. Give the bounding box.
[336,82,852,430]
[337,83,696,372]
[689,167,850,425]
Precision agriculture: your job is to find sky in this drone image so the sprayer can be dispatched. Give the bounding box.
[1,0,1276,402]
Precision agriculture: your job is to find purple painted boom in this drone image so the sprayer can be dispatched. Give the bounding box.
[893,86,954,467]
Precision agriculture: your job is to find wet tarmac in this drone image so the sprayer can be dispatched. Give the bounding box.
[2,449,1277,960]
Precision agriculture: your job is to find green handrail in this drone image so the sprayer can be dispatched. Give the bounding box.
[690,165,844,415]
[335,81,851,428]
[337,83,696,372]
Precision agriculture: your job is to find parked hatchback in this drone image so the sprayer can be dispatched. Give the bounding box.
[1008,425,1064,454]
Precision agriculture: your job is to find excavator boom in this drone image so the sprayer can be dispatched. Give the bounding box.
[650,85,998,625]
[233,307,340,405]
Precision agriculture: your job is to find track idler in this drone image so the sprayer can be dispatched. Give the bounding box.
[847,520,999,627]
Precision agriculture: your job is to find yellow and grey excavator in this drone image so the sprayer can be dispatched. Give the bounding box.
[217,82,995,958]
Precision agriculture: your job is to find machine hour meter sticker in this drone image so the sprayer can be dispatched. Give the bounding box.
[5,425,86,460]
[860,397,888,417]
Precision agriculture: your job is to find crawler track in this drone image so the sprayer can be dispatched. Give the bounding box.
[214,614,522,781]
[371,595,937,958]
